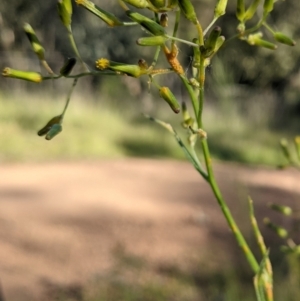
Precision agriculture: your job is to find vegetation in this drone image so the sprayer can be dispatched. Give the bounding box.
[2,0,299,300]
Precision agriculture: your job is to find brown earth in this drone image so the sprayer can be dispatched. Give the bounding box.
[0,159,299,301]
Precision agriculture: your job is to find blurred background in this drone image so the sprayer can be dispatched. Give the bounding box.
[0,0,300,300]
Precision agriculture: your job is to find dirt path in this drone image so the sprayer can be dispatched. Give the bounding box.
[0,159,299,301]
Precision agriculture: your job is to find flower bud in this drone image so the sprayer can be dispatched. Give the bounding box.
[160,13,168,27]
[268,203,293,216]
[75,0,122,27]
[137,35,168,46]
[57,0,72,27]
[38,115,62,137]
[181,102,194,128]
[214,0,228,18]
[95,58,148,77]
[45,124,63,140]
[244,0,261,21]
[273,32,296,46]
[236,0,245,22]
[263,0,274,15]
[149,0,165,9]
[23,23,45,60]
[60,58,77,76]
[247,33,277,50]
[159,86,180,113]
[202,26,222,57]
[2,68,42,83]
[177,0,197,24]
[126,11,166,36]
[264,218,288,238]
[122,0,150,9]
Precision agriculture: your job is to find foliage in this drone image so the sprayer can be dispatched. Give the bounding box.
[1,0,298,300]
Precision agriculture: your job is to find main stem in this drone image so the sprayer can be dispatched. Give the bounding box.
[196,56,260,274]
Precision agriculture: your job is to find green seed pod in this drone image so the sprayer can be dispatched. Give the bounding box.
[159,86,180,113]
[160,13,168,27]
[23,23,45,60]
[236,0,245,22]
[244,0,261,21]
[268,203,293,216]
[126,11,166,36]
[214,0,228,18]
[264,218,288,238]
[294,136,300,161]
[2,67,42,83]
[137,35,169,46]
[45,124,63,140]
[75,0,122,27]
[57,0,72,27]
[38,115,62,137]
[60,58,77,76]
[263,0,274,15]
[273,32,296,46]
[280,138,292,163]
[247,33,277,50]
[177,0,197,24]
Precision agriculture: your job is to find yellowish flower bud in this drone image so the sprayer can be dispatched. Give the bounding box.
[159,86,180,113]
[2,67,42,83]
[214,0,228,18]
[247,33,277,50]
[263,0,274,15]
[177,0,197,24]
[75,0,122,27]
[122,0,150,9]
[23,23,45,60]
[95,59,148,77]
[236,0,245,22]
[57,0,72,27]
[244,0,261,21]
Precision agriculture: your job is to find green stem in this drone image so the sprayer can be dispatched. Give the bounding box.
[171,10,181,48]
[67,27,89,72]
[197,58,205,128]
[201,139,260,273]
[165,35,199,47]
[203,17,218,36]
[61,78,78,118]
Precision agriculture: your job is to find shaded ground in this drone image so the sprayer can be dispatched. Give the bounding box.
[0,159,299,301]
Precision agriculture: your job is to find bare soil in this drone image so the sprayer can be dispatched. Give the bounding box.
[0,159,299,301]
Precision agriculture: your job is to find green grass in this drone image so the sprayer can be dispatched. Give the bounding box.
[0,91,293,165]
